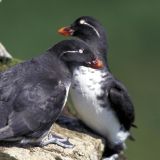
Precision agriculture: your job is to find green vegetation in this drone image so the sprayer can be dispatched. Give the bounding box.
[0,59,21,71]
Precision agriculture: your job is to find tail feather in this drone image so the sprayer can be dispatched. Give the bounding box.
[0,125,14,140]
[132,123,138,128]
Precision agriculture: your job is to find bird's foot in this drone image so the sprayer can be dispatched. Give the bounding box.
[40,133,74,148]
[18,133,74,148]
[102,154,119,160]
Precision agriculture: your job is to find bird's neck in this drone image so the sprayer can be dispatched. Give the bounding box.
[38,52,72,83]
[84,36,109,68]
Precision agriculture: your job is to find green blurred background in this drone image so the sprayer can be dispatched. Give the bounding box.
[0,0,159,159]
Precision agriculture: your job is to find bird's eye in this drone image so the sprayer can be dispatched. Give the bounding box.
[79,19,86,25]
[79,49,84,53]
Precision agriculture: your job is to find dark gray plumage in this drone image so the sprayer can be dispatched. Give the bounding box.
[0,39,101,147]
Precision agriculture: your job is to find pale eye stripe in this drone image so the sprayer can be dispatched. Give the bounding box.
[79,19,100,38]
[63,50,78,54]
[62,50,83,54]
[60,50,79,57]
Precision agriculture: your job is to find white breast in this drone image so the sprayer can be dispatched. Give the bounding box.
[70,66,128,145]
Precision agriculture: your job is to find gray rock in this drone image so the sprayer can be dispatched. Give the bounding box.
[0,123,104,160]
[0,43,12,61]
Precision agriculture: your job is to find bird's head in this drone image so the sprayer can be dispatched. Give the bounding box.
[58,16,106,42]
[58,16,108,63]
[50,39,104,69]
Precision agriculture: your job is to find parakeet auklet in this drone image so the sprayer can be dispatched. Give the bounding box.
[0,39,103,148]
[58,16,136,157]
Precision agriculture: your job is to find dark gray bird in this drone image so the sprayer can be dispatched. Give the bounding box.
[58,16,136,157]
[0,39,103,148]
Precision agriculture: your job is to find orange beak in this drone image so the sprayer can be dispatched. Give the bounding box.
[58,26,74,36]
[87,58,104,69]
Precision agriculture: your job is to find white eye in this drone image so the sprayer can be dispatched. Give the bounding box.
[79,49,84,53]
[79,19,86,24]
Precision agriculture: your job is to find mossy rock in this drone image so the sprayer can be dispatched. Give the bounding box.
[0,59,21,72]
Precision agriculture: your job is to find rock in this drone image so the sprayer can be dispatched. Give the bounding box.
[0,123,104,160]
[0,43,12,60]
[0,119,126,160]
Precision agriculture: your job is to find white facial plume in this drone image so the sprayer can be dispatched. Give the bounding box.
[79,19,100,38]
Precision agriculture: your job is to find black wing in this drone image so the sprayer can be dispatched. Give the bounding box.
[0,80,67,139]
[0,58,61,127]
[0,68,24,128]
[106,78,135,131]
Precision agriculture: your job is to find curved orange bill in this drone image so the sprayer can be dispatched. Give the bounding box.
[58,26,74,36]
[87,58,104,69]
